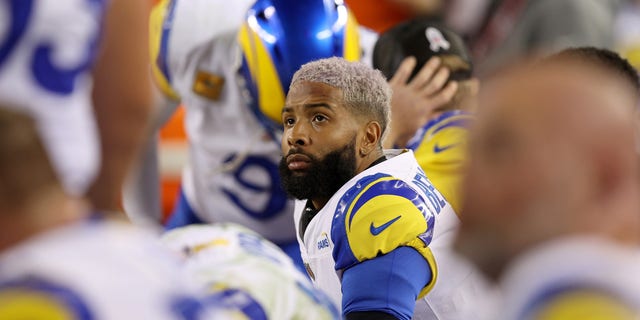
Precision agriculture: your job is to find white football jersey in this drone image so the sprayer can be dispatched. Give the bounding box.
[162,223,340,320]
[294,150,449,312]
[0,219,212,319]
[150,0,296,242]
[0,0,103,195]
[497,237,640,320]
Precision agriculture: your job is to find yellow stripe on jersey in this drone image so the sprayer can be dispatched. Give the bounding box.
[149,0,180,100]
[333,174,437,298]
[411,111,473,214]
[531,291,636,320]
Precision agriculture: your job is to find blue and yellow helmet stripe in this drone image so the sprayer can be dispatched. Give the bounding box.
[238,0,361,132]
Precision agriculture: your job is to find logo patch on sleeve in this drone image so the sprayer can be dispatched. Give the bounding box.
[192,70,225,101]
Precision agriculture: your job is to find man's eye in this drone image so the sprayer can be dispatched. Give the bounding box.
[313,115,327,122]
[284,118,295,126]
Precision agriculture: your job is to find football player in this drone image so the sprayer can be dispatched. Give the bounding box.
[0,107,214,319]
[147,0,363,267]
[0,0,154,212]
[163,223,340,319]
[280,57,452,320]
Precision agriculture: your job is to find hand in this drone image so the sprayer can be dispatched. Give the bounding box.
[384,56,458,148]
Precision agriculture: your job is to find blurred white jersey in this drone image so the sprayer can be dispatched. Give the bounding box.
[0,0,103,195]
[0,219,211,319]
[498,238,640,320]
[162,223,340,320]
[150,0,295,242]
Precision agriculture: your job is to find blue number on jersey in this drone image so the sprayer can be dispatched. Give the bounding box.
[221,154,288,220]
[0,0,106,95]
[412,169,447,215]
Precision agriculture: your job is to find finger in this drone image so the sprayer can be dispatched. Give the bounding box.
[389,56,416,86]
[422,67,450,96]
[408,56,441,90]
[429,81,458,108]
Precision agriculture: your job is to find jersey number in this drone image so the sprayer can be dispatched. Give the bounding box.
[221,154,288,220]
[0,0,105,95]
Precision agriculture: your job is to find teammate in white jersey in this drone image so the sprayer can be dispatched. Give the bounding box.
[163,223,340,319]
[148,0,362,266]
[455,49,640,319]
[280,57,451,320]
[0,0,153,211]
[0,107,217,319]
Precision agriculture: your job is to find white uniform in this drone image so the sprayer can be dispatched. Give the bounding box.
[0,0,103,195]
[162,223,340,320]
[294,150,447,311]
[497,237,640,320]
[150,0,295,242]
[0,219,213,319]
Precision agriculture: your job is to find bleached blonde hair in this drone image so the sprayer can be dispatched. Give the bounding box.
[291,57,391,142]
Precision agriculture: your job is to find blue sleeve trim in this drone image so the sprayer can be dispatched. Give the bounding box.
[341,247,431,320]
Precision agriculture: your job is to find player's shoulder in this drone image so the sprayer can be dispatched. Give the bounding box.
[0,276,96,319]
[331,172,434,270]
[408,110,474,152]
[522,286,637,320]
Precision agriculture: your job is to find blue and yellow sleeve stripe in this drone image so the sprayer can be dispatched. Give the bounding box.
[331,173,437,298]
[521,285,636,320]
[0,277,93,319]
[149,0,180,100]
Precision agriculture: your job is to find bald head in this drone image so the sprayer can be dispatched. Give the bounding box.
[456,62,640,279]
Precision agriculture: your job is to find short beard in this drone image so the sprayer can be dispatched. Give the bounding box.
[279,140,357,201]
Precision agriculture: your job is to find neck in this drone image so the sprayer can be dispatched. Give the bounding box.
[0,190,87,252]
[356,149,385,175]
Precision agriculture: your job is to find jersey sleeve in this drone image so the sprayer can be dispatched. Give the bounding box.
[408,111,473,213]
[0,277,93,319]
[149,0,255,101]
[331,173,437,298]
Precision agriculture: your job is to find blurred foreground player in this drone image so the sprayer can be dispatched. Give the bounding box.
[0,0,154,211]
[163,223,339,319]
[281,57,453,320]
[456,54,640,319]
[0,108,214,319]
[374,18,487,320]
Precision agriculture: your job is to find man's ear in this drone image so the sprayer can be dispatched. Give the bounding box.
[359,121,382,157]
